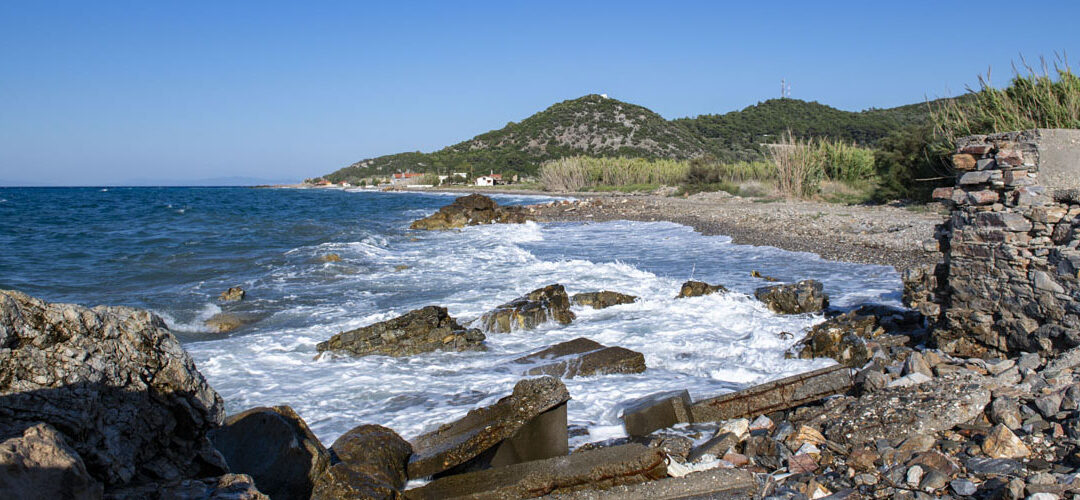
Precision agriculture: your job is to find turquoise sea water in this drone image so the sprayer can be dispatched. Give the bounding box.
[0,186,901,444]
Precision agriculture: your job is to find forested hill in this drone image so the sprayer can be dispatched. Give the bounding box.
[321,94,943,182]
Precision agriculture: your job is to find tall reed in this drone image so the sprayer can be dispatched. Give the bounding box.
[539,156,689,191]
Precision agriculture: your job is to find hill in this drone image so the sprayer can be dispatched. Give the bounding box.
[321,94,948,183]
[324,94,711,182]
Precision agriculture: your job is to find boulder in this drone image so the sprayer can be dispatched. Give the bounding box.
[481,284,575,333]
[209,406,330,500]
[0,290,227,489]
[315,306,484,358]
[107,473,268,499]
[204,312,260,333]
[0,422,103,500]
[312,425,411,500]
[409,194,532,230]
[675,281,727,298]
[620,390,692,437]
[754,280,829,314]
[408,377,571,478]
[793,310,884,367]
[571,291,638,310]
[219,286,245,302]
[514,338,646,379]
[405,443,667,499]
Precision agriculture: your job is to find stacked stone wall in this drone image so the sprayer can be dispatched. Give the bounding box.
[904,129,1080,358]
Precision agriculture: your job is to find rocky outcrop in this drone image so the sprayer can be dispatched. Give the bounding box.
[209,406,330,500]
[0,422,103,500]
[481,284,575,333]
[408,377,571,478]
[312,425,412,500]
[571,291,638,309]
[409,194,532,230]
[315,306,484,357]
[514,338,646,378]
[219,286,245,302]
[675,280,727,298]
[0,290,227,489]
[754,279,829,314]
[793,310,883,367]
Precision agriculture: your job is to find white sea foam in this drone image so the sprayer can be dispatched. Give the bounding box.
[157,302,222,333]
[185,218,900,447]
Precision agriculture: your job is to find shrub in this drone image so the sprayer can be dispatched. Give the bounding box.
[872,124,953,202]
[819,139,876,184]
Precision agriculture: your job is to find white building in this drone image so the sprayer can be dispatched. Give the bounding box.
[475,176,495,186]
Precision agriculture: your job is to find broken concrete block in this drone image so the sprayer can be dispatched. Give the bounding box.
[543,468,755,499]
[690,365,854,422]
[619,390,692,437]
[515,338,646,379]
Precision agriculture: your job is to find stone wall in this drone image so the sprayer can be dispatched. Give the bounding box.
[904,129,1080,358]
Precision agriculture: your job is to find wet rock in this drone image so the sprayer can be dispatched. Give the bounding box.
[620,390,692,438]
[409,194,531,230]
[515,338,646,379]
[0,290,227,488]
[0,422,103,500]
[754,280,829,314]
[204,312,260,333]
[675,280,727,298]
[209,406,329,500]
[982,424,1030,459]
[312,425,411,500]
[481,284,575,333]
[219,286,245,301]
[315,305,484,357]
[571,291,638,310]
[407,377,570,478]
[794,310,882,367]
[405,443,667,499]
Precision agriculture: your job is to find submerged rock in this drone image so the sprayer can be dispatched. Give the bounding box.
[319,253,342,263]
[219,286,245,301]
[514,337,646,379]
[481,284,575,333]
[408,376,571,478]
[0,289,227,489]
[209,406,330,500]
[754,280,829,314]
[675,280,727,298]
[312,424,411,500]
[315,306,484,357]
[0,422,103,500]
[571,291,638,310]
[204,312,260,333]
[409,194,531,230]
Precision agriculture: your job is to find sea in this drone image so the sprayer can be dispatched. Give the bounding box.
[0,186,902,446]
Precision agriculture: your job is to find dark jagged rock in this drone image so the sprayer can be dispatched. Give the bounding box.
[0,422,103,500]
[405,443,667,499]
[675,280,727,298]
[209,406,330,500]
[481,284,575,333]
[408,377,570,478]
[571,291,638,310]
[315,306,484,357]
[312,425,411,500]
[793,310,884,367]
[106,473,269,500]
[754,279,829,314]
[0,290,227,489]
[514,338,646,379]
[409,194,532,230]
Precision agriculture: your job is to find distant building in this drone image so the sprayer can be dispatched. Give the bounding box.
[475,174,503,186]
[391,172,425,185]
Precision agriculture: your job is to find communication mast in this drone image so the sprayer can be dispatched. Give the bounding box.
[780,79,791,99]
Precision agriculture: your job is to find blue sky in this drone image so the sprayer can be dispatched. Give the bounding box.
[1,1,1078,185]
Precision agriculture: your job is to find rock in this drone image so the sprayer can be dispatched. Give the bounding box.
[794,310,882,367]
[675,280,727,298]
[691,365,853,422]
[219,286,245,301]
[906,465,924,487]
[788,453,817,474]
[311,425,411,500]
[481,284,576,333]
[749,415,775,433]
[0,290,227,489]
[405,443,667,500]
[802,373,991,446]
[619,390,692,438]
[209,406,329,500]
[985,359,1016,376]
[686,432,740,462]
[112,474,269,500]
[847,447,879,471]
[982,424,1031,459]
[204,312,259,333]
[990,397,1023,430]
[888,372,933,388]
[718,418,750,440]
[515,338,646,379]
[409,194,531,230]
[754,280,829,314]
[950,478,977,496]
[407,377,570,478]
[920,468,948,491]
[319,254,342,263]
[903,352,934,378]
[909,450,959,476]
[965,456,1022,475]
[786,425,826,449]
[1034,394,1063,418]
[571,291,638,310]
[0,422,103,500]
[315,306,484,358]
